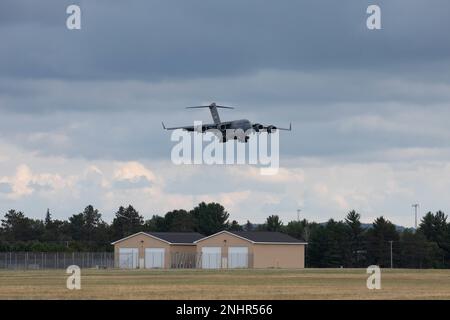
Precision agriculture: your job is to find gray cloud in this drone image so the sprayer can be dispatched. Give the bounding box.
[1,70,450,163]
[0,1,450,226]
[1,1,450,81]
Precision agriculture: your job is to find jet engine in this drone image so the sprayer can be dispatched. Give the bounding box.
[252,123,264,132]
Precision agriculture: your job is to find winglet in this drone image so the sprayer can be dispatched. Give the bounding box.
[161,122,166,130]
[278,122,292,131]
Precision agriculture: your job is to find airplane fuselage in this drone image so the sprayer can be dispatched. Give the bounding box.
[224,119,252,131]
[216,119,253,142]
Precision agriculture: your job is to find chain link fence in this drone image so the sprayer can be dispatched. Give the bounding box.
[117,252,255,269]
[0,252,114,270]
[0,252,254,270]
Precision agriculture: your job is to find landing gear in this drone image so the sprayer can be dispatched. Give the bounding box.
[225,134,249,143]
[234,135,249,142]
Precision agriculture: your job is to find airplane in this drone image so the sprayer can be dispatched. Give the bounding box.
[162,102,291,143]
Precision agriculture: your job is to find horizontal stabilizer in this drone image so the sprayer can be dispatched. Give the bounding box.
[187,103,234,124]
[187,106,234,109]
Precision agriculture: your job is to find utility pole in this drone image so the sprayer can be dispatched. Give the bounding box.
[412,204,419,229]
[297,209,301,222]
[389,240,393,269]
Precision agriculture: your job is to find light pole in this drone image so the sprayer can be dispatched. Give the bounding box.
[412,204,419,229]
[389,240,393,269]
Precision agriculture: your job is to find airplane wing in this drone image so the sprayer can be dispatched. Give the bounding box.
[260,123,292,131]
[276,123,292,131]
[161,122,218,132]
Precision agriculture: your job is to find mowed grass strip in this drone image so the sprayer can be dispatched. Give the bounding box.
[0,268,449,300]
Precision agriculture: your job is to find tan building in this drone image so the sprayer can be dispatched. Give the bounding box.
[111,232,204,269]
[112,230,307,269]
[194,231,307,269]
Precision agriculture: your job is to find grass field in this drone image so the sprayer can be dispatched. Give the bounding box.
[0,268,449,300]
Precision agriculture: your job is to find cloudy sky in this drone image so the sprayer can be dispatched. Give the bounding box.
[1,0,450,226]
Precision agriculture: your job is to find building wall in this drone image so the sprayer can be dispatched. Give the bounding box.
[196,233,254,268]
[114,234,197,268]
[170,245,197,254]
[196,232,306,269]
[196,233,253,255]
[252,244,305,268]
[114,232,306,269]
[114,233,170,268]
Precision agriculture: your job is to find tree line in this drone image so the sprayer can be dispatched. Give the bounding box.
[0,202,233,252]
[0,203,449,268]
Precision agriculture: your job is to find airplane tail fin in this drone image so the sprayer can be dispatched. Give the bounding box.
[187,103,234,125]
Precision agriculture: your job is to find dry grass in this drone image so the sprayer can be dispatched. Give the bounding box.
[0,268,449,300]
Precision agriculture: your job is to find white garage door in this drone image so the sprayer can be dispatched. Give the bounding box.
[145,248,165,268]
[118,248,138,269]
[201,247,221,269]
[228,247,249,268]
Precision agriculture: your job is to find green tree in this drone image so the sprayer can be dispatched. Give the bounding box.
[143,215,166,232]
[228,220,242,231]
[44,209,52,226]
[111,205,144,239]
[67,205,109,250]
[68,213,85,241]
[191,202,229,235]
[306,224,330,267]
[366,216,400,267]
[1,210,44,242]
[285,219,310,241]
[164,210,196,232]
[419,211,450,267]
[345,210,365,267]
[42,209,66,242]
[419,211,449,249]
[323,219,351,267]
[264,215,283,232]
[399,229,442,268]
[244,220,253,231]
[82,205,104,242]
